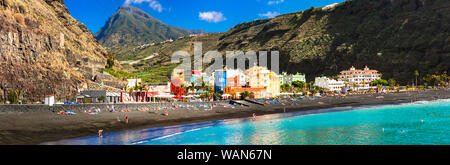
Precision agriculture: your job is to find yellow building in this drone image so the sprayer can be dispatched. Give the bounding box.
[171,69,185,87]
[267,71,280,98]
[245,66,280,98]
[246,66,270,88]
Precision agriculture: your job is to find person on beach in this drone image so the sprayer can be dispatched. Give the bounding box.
[98,130,103,137]
[125,115,129,124]
[252,113,257,121]
[116,117,120,122]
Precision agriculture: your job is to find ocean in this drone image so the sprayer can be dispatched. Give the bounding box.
[45,99,450,145]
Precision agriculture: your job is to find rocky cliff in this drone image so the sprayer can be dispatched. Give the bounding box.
[0,0,118,102]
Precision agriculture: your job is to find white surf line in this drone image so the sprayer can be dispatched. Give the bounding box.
[131,127,209,145]
[130,98,450,145]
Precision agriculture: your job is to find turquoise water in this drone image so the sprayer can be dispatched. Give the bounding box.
[45,100,450,145]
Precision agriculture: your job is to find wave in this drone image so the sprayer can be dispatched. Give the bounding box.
[131,127,208,144]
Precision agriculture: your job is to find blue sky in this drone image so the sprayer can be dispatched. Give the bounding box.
[66,0,345,33]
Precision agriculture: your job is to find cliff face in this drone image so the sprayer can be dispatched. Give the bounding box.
[0,0,114,102]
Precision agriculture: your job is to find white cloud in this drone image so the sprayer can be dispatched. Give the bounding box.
[199,11,227,23]
[268,0,284,5]
[259,11,280,18]
[124,0,163,13]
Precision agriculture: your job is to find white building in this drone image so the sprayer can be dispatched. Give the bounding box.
[127,79,142,89]
[338,66,381,91]
[226,69,246,87]
[314,77,345,92]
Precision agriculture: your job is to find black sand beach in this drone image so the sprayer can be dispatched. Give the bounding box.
[0,90,449,145]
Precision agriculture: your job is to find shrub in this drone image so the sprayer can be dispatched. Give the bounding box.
[371,79,388,86]
[14,13,25,26]
[7,89,21,104]
[98,96,105,102]
[106,58,114,68]
[240,91,251,99]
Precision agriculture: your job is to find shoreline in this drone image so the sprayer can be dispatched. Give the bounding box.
[49,97,450,145]
[0,90,448,145]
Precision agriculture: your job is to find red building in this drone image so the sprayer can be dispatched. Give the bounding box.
[171,83,185,96]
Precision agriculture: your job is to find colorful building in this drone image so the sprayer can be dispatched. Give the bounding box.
[214,69,227,94]
[246,66,270,88]
[267,72,281,97]
[171,69,185,87]
[226,69,246,87]
[279,72,306,85]
[338,66,381,91]
[245,66,280,98]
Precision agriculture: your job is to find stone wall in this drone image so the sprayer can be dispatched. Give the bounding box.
[0,101,228,113]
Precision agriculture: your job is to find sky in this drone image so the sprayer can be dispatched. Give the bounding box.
[65,0,345,34]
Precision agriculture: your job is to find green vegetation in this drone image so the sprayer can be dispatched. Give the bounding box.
[280,83,291,92]
[388,78,396,87]
[292,81,306,89]
[422,72,448,87]
[240,91,251,100]
[414,70,420,87]
[105,53,116,69]
[371,79,389,87]
[104,63,178,84]
[114,0,449,85]
[103,0,448,87]
[98,96,105,102]
[7,89,21,104]
[95,5,194,48]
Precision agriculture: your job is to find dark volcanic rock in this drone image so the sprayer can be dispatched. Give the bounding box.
[0,0,118,102]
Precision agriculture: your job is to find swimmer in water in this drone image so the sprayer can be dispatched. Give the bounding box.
[382,128,384,132]
[421,120,424,123]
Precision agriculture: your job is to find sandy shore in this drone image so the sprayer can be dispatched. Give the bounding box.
[0,90,448,145]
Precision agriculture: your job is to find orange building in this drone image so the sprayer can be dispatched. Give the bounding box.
[223,86,266,99]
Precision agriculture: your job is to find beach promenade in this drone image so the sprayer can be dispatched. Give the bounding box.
[0,90,448,145]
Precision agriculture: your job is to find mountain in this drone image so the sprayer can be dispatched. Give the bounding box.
[122,0,449,84]
[190,29,209,34]
[95,5,202,48]
[0,0,120,102]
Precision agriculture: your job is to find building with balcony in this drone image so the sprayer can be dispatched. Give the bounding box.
[314,77,345,92]
[338,66,381,91]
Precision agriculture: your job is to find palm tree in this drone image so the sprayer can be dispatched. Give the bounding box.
[388,78,396,87]
[127,87,134,101]
[414,70,419,87]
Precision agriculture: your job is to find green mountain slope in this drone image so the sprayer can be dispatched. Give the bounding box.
[94,5,197,48]
[117,0,449,85]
